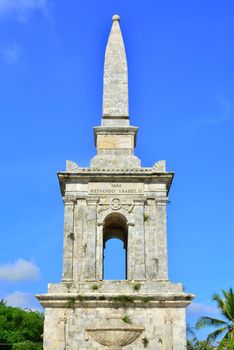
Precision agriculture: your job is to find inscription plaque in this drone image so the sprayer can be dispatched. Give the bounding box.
[97,135,132,149]
[88,183,144,195]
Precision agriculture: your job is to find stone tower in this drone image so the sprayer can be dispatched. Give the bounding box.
[37,15,194,350]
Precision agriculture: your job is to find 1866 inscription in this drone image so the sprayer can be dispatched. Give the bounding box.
[88,183,143,195]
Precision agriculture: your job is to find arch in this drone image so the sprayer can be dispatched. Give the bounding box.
[103,213,128,280]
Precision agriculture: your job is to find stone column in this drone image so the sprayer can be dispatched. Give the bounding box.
[62,197,76,282]
[85,198,98,280]
[133,199,146,280]
[96,222,104,280]
[127,222,134,280]
[156,198,168,280]
[145,198,158,280]
[58,315,67,350]
[164,316,173,350]
[73,198,86,282]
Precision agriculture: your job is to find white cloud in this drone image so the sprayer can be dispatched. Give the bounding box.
[192,114,232,128]
[0,0,48,20]
[0,258,40,282]
[187,302,218,316]
[2,43,21,63]
[5,291,42,311]
[192,97,234,128]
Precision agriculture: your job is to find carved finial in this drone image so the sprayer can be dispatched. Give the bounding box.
[152,160,166,172]
[66,160,79,172]
[102,15,128,119]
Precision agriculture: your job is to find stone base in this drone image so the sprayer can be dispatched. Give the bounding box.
[37,288,193,350]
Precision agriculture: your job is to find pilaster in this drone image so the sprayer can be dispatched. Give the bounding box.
[96,221,104,280]
[156,197,169,280]
[127,221,134,280]
[62,197,76,282]
[85,198,98,280]
[145,198,158,280]
[133,199,146,280]
[73,197,87,282]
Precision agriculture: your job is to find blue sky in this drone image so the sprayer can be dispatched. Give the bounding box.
[0,0,233,341]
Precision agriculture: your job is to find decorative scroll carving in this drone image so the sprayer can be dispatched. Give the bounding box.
[97,198,134,213]
[97,199,110,213]
[152,160,166,172]
[66,160,79,172]
[122,200,134,213]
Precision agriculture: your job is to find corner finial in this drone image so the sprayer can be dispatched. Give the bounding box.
[112,14,120,22]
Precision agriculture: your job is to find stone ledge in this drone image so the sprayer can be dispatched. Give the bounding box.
[47,280,184,294]
[36,292,194,309]
[59,168,173,174]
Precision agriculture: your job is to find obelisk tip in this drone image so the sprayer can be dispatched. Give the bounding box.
[112,14,120,22]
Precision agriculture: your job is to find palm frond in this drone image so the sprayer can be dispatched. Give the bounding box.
[186,324,196,338]
[196,316,228,329]
[223,288,234,322]
[212,289,234,322]
[212,292,224,311]
[206,327,227,343]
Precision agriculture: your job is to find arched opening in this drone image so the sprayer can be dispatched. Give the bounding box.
[103,213,128,280]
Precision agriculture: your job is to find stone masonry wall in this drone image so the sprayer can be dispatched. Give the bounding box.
[43,306,187,350]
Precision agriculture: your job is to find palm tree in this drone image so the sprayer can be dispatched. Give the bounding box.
[196,288,234,344]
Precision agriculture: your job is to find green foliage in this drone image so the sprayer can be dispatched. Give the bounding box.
[143,213,149,222]
[68,232,75,240]
[187,336,234,350]
[111,295,134,303]
[67,298,76,308]
[142,336,149,347]
[187,338,211,350]
[91,284,99,291]
[196,288,234,343]
[0,302,43,344]
[138,296,150,303]
[12,341,42,350]
[77,295,85,302]
[122,315,132,324]
[132,283,141,292]
[216,336,234,349]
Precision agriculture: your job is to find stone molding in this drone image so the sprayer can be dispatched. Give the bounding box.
[156,198,168,206]
[86,198,99,206]
[94,126,138,147]
[63,196,77,205]
[63,167,172,174]
[36,292,194,309]
[134,198,146,206]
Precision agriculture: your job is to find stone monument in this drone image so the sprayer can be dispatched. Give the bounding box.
[37,15,194,350]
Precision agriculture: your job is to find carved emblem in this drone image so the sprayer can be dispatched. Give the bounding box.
[110,198,122,210]
[97,198,134,213]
